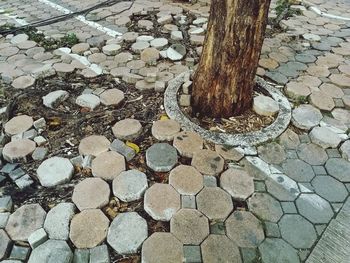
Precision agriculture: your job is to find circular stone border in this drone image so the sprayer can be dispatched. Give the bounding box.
[164,72,291,147]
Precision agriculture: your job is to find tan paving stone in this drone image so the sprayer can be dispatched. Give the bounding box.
[112,118,142,141]
[173,131,203,158]
[4,115,33,135]
[78,135,110,156]
[91,151,125,181]
[3,139,36,163]
[248,193,283,223]
[191,149,224,175]
[151,119,181,141]
[169,165,203,195]
[310,91,335,111]
[220,168,254,200]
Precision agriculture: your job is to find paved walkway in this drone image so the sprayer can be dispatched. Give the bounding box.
[0,0,349,262]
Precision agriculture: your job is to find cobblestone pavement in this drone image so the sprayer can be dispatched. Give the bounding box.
[0,0,350,262]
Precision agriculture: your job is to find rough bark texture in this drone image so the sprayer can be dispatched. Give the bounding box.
[192,0,271,118]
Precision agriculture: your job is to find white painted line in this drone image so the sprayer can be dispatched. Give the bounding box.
[37,0,123,37]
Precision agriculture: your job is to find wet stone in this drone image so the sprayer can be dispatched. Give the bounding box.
[146,143,178,172]
[79,135,110,157]
[141,233,183,263]
[3,139,36,163]
[113,170,148,202]
[248,193,283,223]
[169,165,203,195]
[297,143,328,165]
[282,159,315,182]
[69,209,109,249]
[258,142,286,165]
[296,194,333,224]
[170,209,209,245]
[107,212,148,254]
[44,202,75,240]
[325,158,350,182]
[36,157,74,187]
[5,204,46,241]
[201,235,242,263]
[72,178,110,210]
[311,176,348,202]
[292,105,323,130]
[196,187,233,221]
[309,126,341,149]
[28,240,73,263]
[220,168,254,200]
[226,211,265,248]
[112,118,142,141]
[144,183,180,221]
[5,115,33,135]
[279,214,317,249]
[191,149,224,175]
[259,238,300,263]
[151,119,181,141]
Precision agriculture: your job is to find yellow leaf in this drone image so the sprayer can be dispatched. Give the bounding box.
[160,114,169,120]
[126,141,140,153]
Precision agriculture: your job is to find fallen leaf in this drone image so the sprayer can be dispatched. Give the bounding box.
[126,141,140,153]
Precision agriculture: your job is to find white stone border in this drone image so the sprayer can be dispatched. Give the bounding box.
[303,0,350,21]
[37,0,123,37]
[164,72,292,148]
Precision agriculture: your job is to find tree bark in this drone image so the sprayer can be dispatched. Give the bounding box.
[192,0,271,118]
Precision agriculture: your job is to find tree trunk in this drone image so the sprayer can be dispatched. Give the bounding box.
[192,0,271,118]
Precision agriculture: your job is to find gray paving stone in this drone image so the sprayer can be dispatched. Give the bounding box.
[340,140,350,161]
[44,202,75,240]
[282,159,315,182]
[9,245,30,261]
[292,105,323,130]
[312,176,348,202]
[15,174,33,189]
[73,249,89,263]
[265,222,281,238]
[28,228,48,249]
[146,143,178,172]
[0,229,11,260]
[112,169,148,202]
[76,94,100,110]
[42,90,69,108]
[183,245,201,263]
[196,187,233,221]
[297,143,328,165]
[89,245,110,263]
[265,71,288,84]
[210,222,226,235]
[254,181,266,192]
[326,148,342,158]
[0,212,10,228]
[5,204,46,241]
[241,247,258,263]
[28,240,73,263]
[310,126,341,149]
[296,194,334,224]
[181,195,196,209]
[32,147,48,161]
[281,202,297,214]
[258,142,286,165]
[226,211,265,248]
[201,235,242,263]
[259,238,300,263]
[248,193,283,223]
[36,157,74,187]
[0,196,12,212]
[279,214,317,249]
[253,95,279,116]
[312,165,327,175]
[325,158,350,182]
[107,212,147,254]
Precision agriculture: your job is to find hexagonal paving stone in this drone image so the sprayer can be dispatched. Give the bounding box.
[170,209,209,245]
[91,151,125,181]
[173,131,203,158]
[191,149,224,175]
[259,238,300,263]
[151,119,181,141]
[297,143,328,165]
[72,178,110,211]
[112,118,142,140]
[201,235,242,263]
[146,143,178,172]
[310,91,335,111]
[325,158,350,182]
[112,169,148,202]
[296,194,334,224]
[142,233,184,263]
[144,183,180,221]
[292,105,323,130]
[309,127,342,149]
[258,142,286,165]
[107,212,148,254]
[0,229,11,260]
[311,176,348,202]
[36,157,74,187]
[220,168,254,200]
[78,135,110,156]
[5,204,46,241]
[69,209,109,249]
[2,139,36,163]
[28,240,73,263]
[282,159,315,182]
[248,193,283,223]
[278,129,300,149]
[226,211,265,248]
[196,187,233,221]
[169,165,203,195]
[279,214,317,249]
[4,115,33,135]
